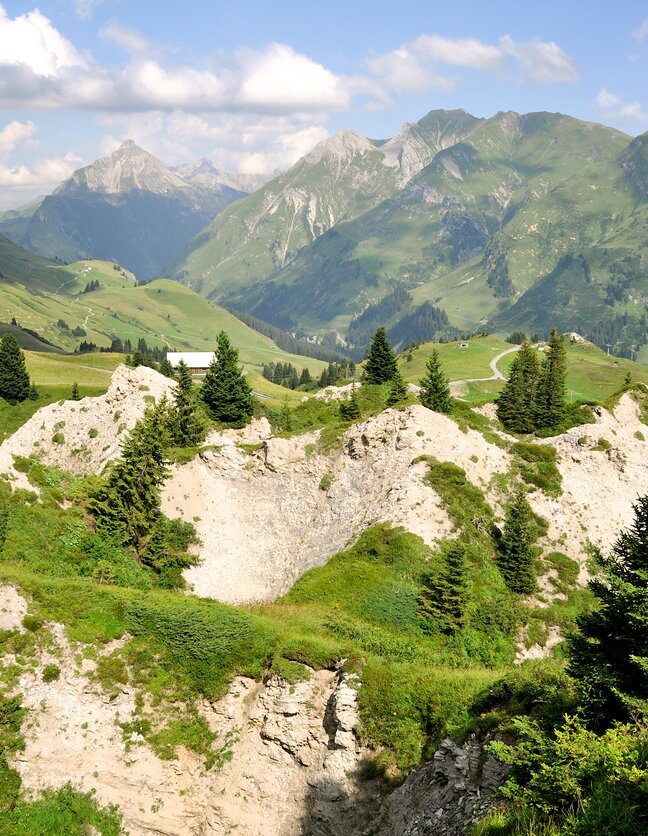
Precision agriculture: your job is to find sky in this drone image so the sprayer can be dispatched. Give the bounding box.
[0,0,647,209]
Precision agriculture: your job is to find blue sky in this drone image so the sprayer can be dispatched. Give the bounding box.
[0,0,647,208]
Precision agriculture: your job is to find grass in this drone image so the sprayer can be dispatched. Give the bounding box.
[510,442,563,497]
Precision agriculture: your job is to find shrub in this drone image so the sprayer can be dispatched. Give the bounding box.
[42,663,61,682]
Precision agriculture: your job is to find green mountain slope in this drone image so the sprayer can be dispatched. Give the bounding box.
[194,110,646,357]
[171,110,482,300]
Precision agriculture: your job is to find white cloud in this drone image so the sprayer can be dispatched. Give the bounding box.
[100,23,151,55]
[0,6,86,77]
[632,17,648,42]
[596,88,621,108]
[499,36,579,83]
[412,35,503,70]
[74,0,107,20]
[595,88,648,124]
[0,151,81,208]
[0,120,37,160]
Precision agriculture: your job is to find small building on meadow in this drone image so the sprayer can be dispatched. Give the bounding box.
[166,352,215,374]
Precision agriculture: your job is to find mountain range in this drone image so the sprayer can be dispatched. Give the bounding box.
[1,109,648,359]
[0,141,262,280]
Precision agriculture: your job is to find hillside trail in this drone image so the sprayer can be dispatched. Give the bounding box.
[450,344,519,391]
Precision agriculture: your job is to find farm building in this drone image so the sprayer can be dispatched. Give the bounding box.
[166,352,215,374]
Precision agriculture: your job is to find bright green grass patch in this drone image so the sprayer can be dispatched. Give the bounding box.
[510,442,563,497]
[415,457,494,536]
[1,783,122,835]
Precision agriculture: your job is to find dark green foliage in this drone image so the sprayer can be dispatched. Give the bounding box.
[419,543,468,634]
[27,385,38,401]
[496,488,537,595]
[339,384,361,420]
[418,457,493,538]
[511,441,563,496]
[0,500,8,555]
[88,401,170,556]
[419,349,452,414]
[363,326,398,384]
[0,693,25,813]
[158,358,175,379]
[200,331,254,427]
[42,664,61,683]
[496,341,540,433]
[0,335,30,404]
[536,328,568,430]
[386,371,408,406]
[70,381,80,401]
[483,717,648,836]
[568,495,648,728]
[1,782,123,834]
[169,360,205,447]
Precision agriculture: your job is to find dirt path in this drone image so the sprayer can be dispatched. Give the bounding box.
[451,345,519,390]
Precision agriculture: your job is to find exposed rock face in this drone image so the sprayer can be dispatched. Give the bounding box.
[0,364,174,479]
[376,735,509,836]
[3,584,378,835]
[165,405,509,603]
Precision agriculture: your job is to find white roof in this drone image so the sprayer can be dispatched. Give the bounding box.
[166,352,215,367]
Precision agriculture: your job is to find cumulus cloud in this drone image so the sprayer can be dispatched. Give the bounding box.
[0,120,37,160]
[595,88,648,124]
[0,151,81,209]
[499,36,579,83]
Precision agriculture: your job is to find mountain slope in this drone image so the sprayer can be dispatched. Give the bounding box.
[0,142,246,280]
[171,110,481,297]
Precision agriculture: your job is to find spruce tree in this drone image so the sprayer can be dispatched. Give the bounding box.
[299,367,312,386]
[497,487,537,594]
[88,400,170,554]
[71,381,80,401]
[386,370,408,406]
[419,349,452,414]
[169,360,204,446]
[535,328,567,431]
[363,326,398,384]
[568,495,648,728]
[0,334,30,403]
[496,341,541,433]
[200,331,254,427]
[418,543,468,634]
[339,384,361,420]
[158,358,176,379]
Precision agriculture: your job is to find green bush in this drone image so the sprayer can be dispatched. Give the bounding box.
[42,664,61,683]
[511,442,562,496]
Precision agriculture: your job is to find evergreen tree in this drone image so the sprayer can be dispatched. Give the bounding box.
[71,381,80,401]
[386,370,408,406]
[169,360,205,446]
[418,543,468,634]
[568,495,648,728]
[288,366,299,390]
[88,400,170,555]
[0,334,30,403]
[326,363,338,386]
[299,367,312,386]
[496,341,541,433]
[363,326,398,384]
[158,358,176,379]
[419,349,452,413]
[339,384,361,420]
[0,498,9,554]
[535,328,567,430]
[200,331,254,427]
[27,384,39,401]
[497,487,537,594]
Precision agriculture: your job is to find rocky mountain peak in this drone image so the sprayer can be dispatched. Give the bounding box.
[303,129,375,166]
[55,140,190,196]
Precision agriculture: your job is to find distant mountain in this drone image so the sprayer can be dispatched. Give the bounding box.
[172,109,648,358]
[173,158,272,194]
[170,111,481,299]
[0,141,246,280]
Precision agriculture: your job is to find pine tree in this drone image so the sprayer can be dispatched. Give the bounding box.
[88,400,170,554]
[0,498,9,554]
[386,370,408,406]
[418,543,468,634]
[0,334,30,403]
[568,495,648,728]
[419,349,452,413]
[200,331,254,427]
[363,326,398,384]
[71,381,80,401]
[339,384,361,420]
[497,487,537,594]
[535,328,567,431]
[158,358,176,379]
[299,367,312,386]
[169,360,205,446]
[496,341,541,433]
